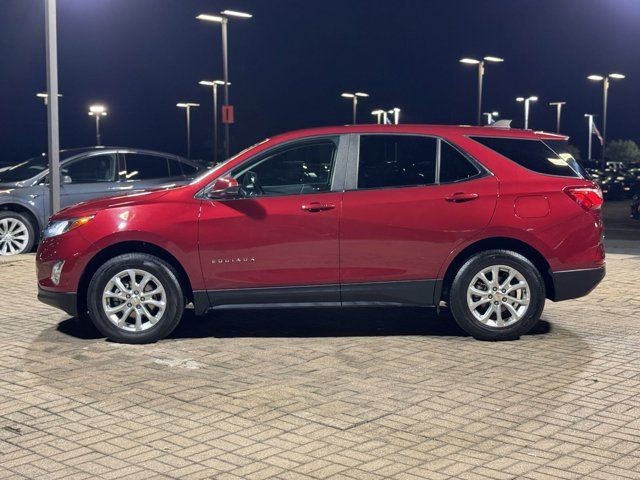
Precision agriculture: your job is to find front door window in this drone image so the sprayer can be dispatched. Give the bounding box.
[231,139,338,197]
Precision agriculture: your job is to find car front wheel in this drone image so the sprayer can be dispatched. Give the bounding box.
[448,249,545,341]
[87,253,184,343]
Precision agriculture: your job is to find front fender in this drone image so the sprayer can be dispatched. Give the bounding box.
[77,202,204,290]
[0,193,46,232]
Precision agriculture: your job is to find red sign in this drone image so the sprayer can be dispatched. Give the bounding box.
[222,105,234,124]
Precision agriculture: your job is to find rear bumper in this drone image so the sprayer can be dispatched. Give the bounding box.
[550,266,605,301]
[38,287,78,317]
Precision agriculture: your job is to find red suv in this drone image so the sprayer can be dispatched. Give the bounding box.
[36,125,605,343]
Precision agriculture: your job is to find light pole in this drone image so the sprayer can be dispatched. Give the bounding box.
[584,114,597,161]
[387,107,401,125]
[549,101,566,133]
[482,111,499,125]
[516,96,538,130]
[371,109,385,124]
[199,80,230,163]
[459,56,504,126]
[45,0,61,214]
[88,105,107,146]
[177,103,199,159]
[588,73,625,167]
[341,92,369,124]
[37,92,62,106]
[197,10,252,160]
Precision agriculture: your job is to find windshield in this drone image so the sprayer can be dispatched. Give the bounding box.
[190,138,271,185]
[0,155,49,182]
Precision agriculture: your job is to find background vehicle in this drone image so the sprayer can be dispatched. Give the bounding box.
[36,125,605,343]
[631,195,640,220]
[0,147,203,255]
[583,164,636,199]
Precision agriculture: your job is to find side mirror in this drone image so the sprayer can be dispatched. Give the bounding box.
[62,175,72,184]
[207,176,239,199]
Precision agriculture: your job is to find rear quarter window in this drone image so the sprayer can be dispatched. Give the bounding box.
[470,137,583,178]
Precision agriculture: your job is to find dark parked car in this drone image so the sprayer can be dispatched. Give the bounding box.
[36,125,605,343]
[584,165,634,199]
[0,147,203,256]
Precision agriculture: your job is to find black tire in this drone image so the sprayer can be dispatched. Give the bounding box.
[0,210,35,255]
[448,249,545,341]
[87,253,184,344]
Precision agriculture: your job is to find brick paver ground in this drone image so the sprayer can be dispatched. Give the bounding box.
[1,251,640,479]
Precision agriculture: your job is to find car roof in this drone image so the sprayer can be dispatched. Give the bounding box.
[60,146,187,158]
[267,124,568,142]
[41,146,196,165]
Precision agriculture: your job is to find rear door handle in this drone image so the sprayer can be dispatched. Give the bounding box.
[301,202,336,212]
[445,192,479,203]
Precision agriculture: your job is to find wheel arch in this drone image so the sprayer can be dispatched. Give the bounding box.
[0,202,41,233]
[76,240,195,317]
[437,236,554,304]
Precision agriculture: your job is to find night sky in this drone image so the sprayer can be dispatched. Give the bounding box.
[1,0,639,164]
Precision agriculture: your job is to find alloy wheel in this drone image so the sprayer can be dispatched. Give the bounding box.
[466,264,530,328]
[0,217,29,256]
[102,269,167,332]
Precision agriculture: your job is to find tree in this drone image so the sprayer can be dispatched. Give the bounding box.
[604,140,640,165]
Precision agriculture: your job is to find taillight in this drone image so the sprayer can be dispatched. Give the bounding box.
[564,186,603,210]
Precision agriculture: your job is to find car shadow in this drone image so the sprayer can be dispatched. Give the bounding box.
[56,307,552,340]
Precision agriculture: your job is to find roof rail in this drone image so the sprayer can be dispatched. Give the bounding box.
[488,119,512,128]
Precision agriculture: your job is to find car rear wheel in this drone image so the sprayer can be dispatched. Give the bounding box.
[448,250,545,341]
[0,211,35,256]
[87,253,184,343]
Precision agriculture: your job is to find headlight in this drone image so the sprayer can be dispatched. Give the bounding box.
[43,215,94,239]
[616,176,625,181]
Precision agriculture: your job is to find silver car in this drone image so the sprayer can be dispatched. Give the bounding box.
[0,147,203,256]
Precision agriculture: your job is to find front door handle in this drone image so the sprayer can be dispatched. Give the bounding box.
[445,192,479,203]
[301,202,336,212]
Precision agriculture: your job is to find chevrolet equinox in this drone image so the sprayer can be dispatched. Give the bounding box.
[36,125,605,343]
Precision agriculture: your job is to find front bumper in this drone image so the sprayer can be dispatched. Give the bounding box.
[38,287,78,317]
[550,266,605,302]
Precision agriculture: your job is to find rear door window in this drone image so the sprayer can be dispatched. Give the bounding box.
[167,158,186,178]
[471,137,583,178]
[123,153,170,180]
[179,161,199,177]
[439,141,481,183]
[357,135,437,189]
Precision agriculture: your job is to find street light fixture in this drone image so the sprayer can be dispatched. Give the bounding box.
[371,109,385,124]
[588,72,625,167]
[341,92,369,124]
[459,55,504,126]
[516,96,538,129]
[387,107,401,125]
[221,10,253,18]
[199,80,230,164]
[549,101,566,133]
[197,9,252,160]
[88,104,107,146]
[37,92,62,105]
[177,102,199,159]
[482,111,499,125]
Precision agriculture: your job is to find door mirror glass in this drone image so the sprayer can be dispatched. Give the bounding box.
[207,176,239,199]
